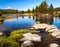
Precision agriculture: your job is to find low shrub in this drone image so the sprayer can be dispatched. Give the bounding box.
[0,36,20,47]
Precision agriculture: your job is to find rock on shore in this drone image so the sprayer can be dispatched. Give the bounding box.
[20,33,41,42]
[49,43,59,47]
[21,40,34,47]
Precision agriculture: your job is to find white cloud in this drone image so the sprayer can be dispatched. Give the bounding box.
[6,7,12,9]
[5,7,20,11]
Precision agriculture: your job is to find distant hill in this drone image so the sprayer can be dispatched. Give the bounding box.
[0,9,20,14]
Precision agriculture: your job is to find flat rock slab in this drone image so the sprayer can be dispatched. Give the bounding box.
[21,40,34,47]
[33,23,48,30]
[19,33,41,42]
[49,43,59,47]
[46,25,58,32]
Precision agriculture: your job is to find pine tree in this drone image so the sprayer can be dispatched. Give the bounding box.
[49,4,54,14]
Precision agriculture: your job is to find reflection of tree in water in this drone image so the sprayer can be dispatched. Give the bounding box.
[58,16,60,20]
[48,16,53,25]
[36,15,53,25]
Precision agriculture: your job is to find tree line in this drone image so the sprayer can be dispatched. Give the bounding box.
[21,1,60,15]
[0,9,20,14]
[0,1,60,15]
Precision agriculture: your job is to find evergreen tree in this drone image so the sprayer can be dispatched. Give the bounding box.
[35,6,39,13]
[39,1,48,14]
[49,4,54,14]
[27,9,31,13]
[32,7,35,14]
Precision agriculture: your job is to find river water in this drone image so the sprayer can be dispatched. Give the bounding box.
[0,16,60,33]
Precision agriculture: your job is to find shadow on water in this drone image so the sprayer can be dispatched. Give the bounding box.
[35,14,60,29]
[35,15,53,25]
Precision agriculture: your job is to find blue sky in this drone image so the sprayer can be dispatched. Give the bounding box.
[0,0,60,11]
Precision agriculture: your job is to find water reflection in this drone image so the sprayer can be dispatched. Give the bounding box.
[53,17,60,29]
[35,15,53,25]
[35,15,60,29]
[0,15,60,33]
[3,16,35,29]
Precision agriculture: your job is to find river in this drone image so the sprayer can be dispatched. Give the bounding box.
[0,16,60,33]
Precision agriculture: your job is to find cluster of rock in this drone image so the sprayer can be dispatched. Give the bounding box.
[19,33,41,47]
[31,23,60,47]
[46,25,60,38]
[19,33,60,47]
[0,23,60,47]
[33,23,60,38]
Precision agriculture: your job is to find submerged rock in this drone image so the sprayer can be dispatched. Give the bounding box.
[21,40,34,47]
[49,43,59,47]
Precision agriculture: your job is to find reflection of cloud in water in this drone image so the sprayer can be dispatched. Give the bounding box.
[5,19,13,22]
[3,16,35,29]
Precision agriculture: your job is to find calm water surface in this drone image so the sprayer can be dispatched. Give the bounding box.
[0,16,60,32]
[3,16,35,29]
[53,17,60,29]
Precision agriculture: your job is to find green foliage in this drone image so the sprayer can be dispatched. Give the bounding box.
[11,29,32,35]
[0,9,19,14]
[0,18,5,21]
[32,7,35,14]
[35,6,39,13]
[32,1,55,14]
[21,11,25,14]
[8,29,33,41]
[0,36,20,47]
[39,1,48,13]
[49,4,54,14]
[54,7,60,14]
[55,7,60,11]
[0,29,33,47]
[27,9,31,13]
[0,18,5,24]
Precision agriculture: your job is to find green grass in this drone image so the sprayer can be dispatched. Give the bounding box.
[0,29,34,47]
[0,36,20,47]
[9,29,33,40]
[0,18,5,21]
